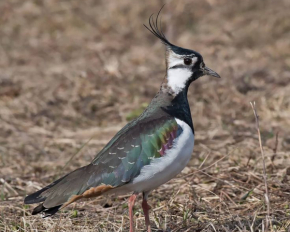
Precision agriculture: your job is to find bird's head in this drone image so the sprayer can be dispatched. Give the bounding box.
[145,9,220,95]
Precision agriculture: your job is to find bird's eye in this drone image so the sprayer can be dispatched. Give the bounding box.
[200,62,205,69]
[184,58,192,65]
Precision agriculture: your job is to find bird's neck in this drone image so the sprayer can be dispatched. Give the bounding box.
[160,76,190,97]
[157,80,194,132]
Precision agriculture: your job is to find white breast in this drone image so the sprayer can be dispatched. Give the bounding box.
[117,118,194,194]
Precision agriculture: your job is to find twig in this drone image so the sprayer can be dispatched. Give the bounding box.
[250,211,257,232]
[61,137,93,171]
[250,101,270,230]
[198,152,210,169]
[52,137,93,180]
[0,178,19,196]
[208,222,217,232]
[183,153,230,179]
[271,132,279,163]
[220,191,237,207]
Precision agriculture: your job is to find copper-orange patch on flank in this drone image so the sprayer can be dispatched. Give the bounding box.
[82,184,114,198]
[60,195,83,209]
[60,185,114,209]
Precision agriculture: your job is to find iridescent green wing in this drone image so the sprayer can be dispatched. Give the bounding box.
[89,116,181,188]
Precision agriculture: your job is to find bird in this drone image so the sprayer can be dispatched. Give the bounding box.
[24,9,220,232]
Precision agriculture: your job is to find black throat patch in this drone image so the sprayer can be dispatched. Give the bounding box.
[161,87,194,133]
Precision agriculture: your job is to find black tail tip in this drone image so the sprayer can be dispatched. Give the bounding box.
[31,203,61,217]
[24,193,46,205]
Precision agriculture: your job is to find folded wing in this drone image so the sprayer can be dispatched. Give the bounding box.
[24,115,181,216]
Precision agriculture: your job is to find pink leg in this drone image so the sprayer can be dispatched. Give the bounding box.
[128,194,137,232]
[142,193,152,232]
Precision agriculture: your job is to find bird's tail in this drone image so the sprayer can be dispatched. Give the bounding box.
[24,165,98,217]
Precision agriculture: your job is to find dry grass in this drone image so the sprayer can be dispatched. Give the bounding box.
[0,0,290,231]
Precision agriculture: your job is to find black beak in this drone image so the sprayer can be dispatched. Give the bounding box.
[204,66,220,78]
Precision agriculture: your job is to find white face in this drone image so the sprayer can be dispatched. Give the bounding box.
[166,50,198,94]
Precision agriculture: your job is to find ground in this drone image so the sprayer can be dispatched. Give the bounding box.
[0,0,290,231]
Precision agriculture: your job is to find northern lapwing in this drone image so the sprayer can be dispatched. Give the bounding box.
[24,9,220,232]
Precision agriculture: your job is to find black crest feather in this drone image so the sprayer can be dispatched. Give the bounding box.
[144,5,173,47]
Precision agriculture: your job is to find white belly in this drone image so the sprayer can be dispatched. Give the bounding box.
[116,118,194,194]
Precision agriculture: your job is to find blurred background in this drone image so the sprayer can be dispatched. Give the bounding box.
[0,0,289,231]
